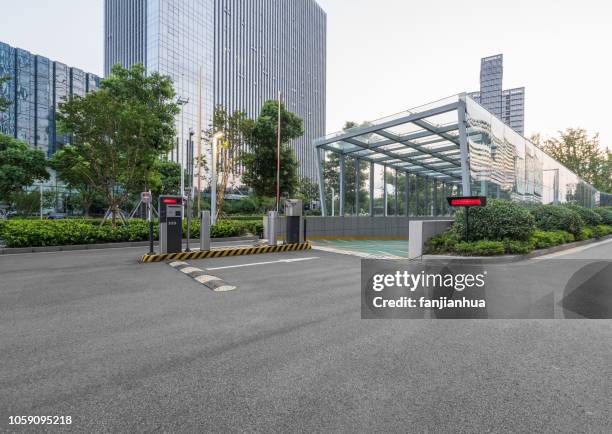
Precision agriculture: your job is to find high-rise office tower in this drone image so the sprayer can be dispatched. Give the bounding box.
[104,0,326,180]
[0,41,100,158]
[468,54,525,135]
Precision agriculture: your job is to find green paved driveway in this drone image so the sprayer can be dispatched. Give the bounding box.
[311,239,409,257]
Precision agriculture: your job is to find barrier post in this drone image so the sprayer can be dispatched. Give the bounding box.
[200,210,211,251]
[268,211,278,246]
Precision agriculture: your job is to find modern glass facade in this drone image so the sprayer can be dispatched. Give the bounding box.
[468,54,525,135]
[315,94,606,217]
[104,0,326,180]
[0,41,100,159]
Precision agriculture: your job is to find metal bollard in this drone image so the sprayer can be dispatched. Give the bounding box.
[267,211,277,246]
[200,210,211,251]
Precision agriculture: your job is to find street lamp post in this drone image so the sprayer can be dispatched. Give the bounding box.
[211,131,224,225]
[176,96,189,199]
[186,129,195,252]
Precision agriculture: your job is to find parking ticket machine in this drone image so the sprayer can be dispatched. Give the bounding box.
[159,195,183,253]
[284,199,305,244]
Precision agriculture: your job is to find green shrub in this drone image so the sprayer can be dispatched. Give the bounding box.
[530,229,574,249]
[592,224,612,239]
[453,240,505,256]
[593,208,612,225]
[563,204,602,226]
[579,226,594,240]
[424,230,460,254]
[503,239,535,254]
[530,204,583,236]
[453,199,535,241]
[0,217,263,248]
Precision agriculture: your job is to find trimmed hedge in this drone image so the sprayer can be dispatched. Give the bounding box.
[530,204,583,236]
[530,229,574,249]
[424,225,611,256]
[0,218,264,248]
[453,199,535,241]
[563,204,602,226]
[453,240,505,256]
[593,208,612,225]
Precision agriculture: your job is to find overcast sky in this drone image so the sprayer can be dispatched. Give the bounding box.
[1,0,611,147]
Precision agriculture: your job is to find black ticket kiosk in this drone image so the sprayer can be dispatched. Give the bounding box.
[159,195,183,253]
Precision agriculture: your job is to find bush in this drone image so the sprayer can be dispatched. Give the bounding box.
[579,226,594,241]
[593,224,612,238]
[0,218,264,248]
[531,204,583,236]
[453,199,535,241]
[530,229,574,249]
[563,204,602,226]
[503,239,535,254]
[424,230,461,254]
[453,240,505,256]
[593,208,612,225]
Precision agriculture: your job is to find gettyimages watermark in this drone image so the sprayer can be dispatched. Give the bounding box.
[361,259,612,319]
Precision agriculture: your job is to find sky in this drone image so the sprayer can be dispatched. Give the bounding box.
[1,0,611,148]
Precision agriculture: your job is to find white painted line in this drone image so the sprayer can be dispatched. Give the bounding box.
[311,245,400,260]
[532,237,612,260]
[180,266,202,274]
[194,275,222,284]
[206,257,319,271]
[169,261,189,268]
[213,285,237,292]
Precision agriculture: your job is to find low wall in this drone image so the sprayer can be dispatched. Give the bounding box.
[408,220,453,259]
[264,216,450,240]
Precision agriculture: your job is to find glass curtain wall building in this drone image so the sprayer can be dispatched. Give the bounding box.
[104,0,326,180]
[0,41,100,159]
[468,54,525,135]
[315,93,606,217]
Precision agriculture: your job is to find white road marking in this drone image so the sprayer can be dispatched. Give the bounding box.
[206,257,319,271]
[169,261,189,268]
[532,237,612,259]
[311,245,400,260]
[179,266,201,274]
[195,275,222,284]
[213,285,237,292]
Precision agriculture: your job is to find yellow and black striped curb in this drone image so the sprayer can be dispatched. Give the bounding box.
[168,261,236,292]
[139,242,312,263]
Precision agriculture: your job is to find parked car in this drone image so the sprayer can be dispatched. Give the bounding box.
[46,212,67,219]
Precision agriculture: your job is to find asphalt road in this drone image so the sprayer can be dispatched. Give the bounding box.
[1,241,611,432]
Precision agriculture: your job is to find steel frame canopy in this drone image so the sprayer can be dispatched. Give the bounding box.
[314,94,472,216]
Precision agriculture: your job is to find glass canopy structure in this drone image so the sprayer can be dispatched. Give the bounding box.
[314,93,606,217]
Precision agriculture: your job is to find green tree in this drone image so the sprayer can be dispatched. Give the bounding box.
[536,129,604,184]
[324,121,368,214]
[0,133,49,203]
[204,106,247,219]
[592,149,612,193]
[297,176,320,210]
[150,159,182,197]
[55,63,179,223]
[49,145,100,216]
[0,75,10,112]
[240,100,303,199]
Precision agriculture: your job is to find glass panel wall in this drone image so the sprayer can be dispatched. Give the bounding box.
[357,160,370,215]
[465,96,598,207]
[385,166,396,215]
[397,171,407,216]
[373,164,384,216]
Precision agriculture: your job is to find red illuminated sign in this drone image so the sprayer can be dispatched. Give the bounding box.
[161,198,179,204]
[447,196,487,207]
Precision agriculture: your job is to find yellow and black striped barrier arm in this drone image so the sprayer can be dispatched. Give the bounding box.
[139,242,312,263]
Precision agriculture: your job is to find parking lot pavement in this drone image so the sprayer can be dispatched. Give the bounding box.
[1,245,611,432]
